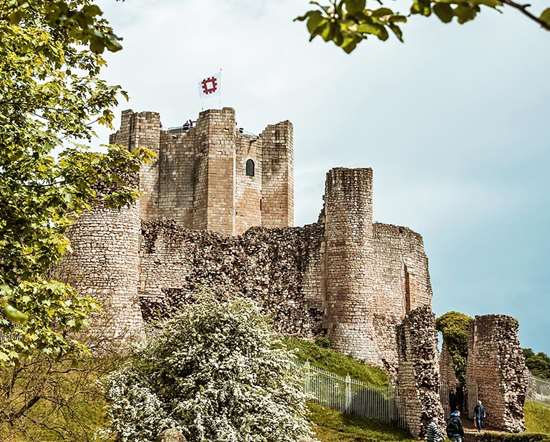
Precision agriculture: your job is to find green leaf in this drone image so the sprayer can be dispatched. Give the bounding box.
[344,0,366,14]
[4,304,28,324]
[541,8,550,27]
[371,7,394,18]
[433,3,454,23]
[454,4,477,23]
[306,11,325,33]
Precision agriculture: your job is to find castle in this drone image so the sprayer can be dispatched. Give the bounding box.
[58,107,528,437]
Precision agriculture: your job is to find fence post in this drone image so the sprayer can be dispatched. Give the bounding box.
[304,361,311,394]
[345,374,352,413]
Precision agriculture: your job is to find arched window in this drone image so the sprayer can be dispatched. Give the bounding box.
[245,159,255,177]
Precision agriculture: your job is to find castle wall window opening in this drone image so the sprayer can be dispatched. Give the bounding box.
[246,159,255,177]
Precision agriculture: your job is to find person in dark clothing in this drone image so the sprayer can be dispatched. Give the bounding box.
[446,410,465,442]
[425,416,444,442]
[474,400,486,432]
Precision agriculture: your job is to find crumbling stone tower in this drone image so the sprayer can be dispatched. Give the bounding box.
[322,168,433,370]
[109,107,294,235]
[465,315,529,432]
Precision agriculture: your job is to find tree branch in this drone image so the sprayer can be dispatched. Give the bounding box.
[10,395,41,421]
[501,0,550,30]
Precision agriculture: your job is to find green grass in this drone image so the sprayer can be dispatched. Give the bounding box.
[525,401,550,435]
[283,337,389,387]
[308,402,415,441]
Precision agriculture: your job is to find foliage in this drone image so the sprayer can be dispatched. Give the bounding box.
[0,329,125,441]
[283,336,389,387]
[105,293,316,442]
[524,348,550,380]
[525,401,550,435]
[308,402,415,441]
[296,0,550,53]
[0,0,154,365]
[436,311,473,385]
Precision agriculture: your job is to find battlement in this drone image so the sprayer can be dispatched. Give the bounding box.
[110,108,294,235]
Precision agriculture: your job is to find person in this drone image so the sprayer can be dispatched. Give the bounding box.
[474,400,486,432]
[425,416,444,442]
[446,410,465,442]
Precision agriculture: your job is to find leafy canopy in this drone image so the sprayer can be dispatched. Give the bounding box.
[296,0,550,53]
[0,0,153,365]
[523,348,550,380]
[106,293,316,442]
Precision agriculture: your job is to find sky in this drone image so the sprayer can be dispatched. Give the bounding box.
[95,0,550,353]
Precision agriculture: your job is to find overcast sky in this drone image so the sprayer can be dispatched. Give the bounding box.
[96,0,550,353]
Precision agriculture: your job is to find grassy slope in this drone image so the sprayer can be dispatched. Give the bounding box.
[525,401,550,434]
[309,402,415,442]
[283,337,389,387]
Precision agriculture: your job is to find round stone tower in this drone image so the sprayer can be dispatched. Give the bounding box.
[57,202,144,340]
[323,167,378,363]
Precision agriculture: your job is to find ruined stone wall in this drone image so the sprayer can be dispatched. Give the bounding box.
[139,220,325,336]
[396,306,444,439]
[370,223,433,371]
[465,315,528,432]
[57,204,145,339]
[260,121,294,228]
[322,168,432,371]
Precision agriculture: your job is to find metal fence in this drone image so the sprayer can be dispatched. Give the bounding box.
[528,374,550,406]
[302,362,406,429]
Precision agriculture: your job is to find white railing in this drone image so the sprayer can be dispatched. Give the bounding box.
[528,374,550,406]
[302,362,406,429]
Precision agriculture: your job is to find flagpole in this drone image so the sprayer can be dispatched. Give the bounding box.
[219,67,223,109]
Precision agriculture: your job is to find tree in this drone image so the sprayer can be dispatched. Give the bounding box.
[296,0,550,53]
[0,314,126,441]
[0,0,153,365]
[523,348,550,380]
[105,293,315,442]
[436,311,473,385]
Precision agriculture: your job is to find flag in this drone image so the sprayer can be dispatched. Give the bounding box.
[198,71,222,98]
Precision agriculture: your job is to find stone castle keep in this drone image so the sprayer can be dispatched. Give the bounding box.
[58,107,528,437]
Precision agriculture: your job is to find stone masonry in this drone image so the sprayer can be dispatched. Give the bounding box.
[109,108,293,236]
[59,107,433,371]
[58,107,530,436]
[397,306,444,438]
[465,315,529,432]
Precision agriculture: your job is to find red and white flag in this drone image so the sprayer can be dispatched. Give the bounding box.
[198,71,222,98]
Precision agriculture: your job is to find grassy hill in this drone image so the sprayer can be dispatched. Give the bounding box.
[525,401,550,434]
[309,402,416,442]
[283,337,389,387]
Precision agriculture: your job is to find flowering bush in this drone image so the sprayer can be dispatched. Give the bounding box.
[105,293,316,441]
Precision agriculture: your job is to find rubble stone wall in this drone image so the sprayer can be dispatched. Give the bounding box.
[396,306,444,438]
[465,315,528,432]
[139,220,325,337]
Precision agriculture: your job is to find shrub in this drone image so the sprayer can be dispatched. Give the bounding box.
[105,292,316,442]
